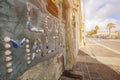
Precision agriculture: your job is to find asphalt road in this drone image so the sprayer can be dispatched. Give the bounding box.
[87,38,120,54]
[78,37,120,65]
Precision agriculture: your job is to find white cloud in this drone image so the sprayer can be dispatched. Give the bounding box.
[85,18,119,32]
[82,0,120,32]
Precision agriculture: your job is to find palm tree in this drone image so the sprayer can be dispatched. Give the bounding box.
[107,23,115,36]
[95,25,99,34]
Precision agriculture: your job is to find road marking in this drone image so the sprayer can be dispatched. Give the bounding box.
[90,39,120,55]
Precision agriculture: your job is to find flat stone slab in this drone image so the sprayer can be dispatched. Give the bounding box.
[60,70,83,80]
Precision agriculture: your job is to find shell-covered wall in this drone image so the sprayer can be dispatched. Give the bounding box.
[0,0,65,80]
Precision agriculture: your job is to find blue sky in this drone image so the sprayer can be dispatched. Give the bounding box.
[110,13,120,20]
[82,0,120,32]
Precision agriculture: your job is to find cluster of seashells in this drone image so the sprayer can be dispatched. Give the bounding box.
[4,36,13,73]
[26,2,44,33]
[25,39,31,64]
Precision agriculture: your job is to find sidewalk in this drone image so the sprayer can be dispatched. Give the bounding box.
[60,45,120,80]
[73,47,120,80]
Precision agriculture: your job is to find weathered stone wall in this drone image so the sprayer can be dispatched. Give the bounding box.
[0,0,65,80]
[18,53,64,80]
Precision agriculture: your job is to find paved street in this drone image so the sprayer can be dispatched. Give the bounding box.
[74,38,120,80]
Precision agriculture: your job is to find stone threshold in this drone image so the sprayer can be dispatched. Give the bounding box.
[59,70,83,80]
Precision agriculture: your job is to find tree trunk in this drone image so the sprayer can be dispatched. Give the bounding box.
[109,28,111,36]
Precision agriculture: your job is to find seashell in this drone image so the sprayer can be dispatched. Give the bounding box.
[53,36,56,39]
[47,16,49,19]
[5,50,11,56]
[26,2,32,12]
[26,49,30,53]
[4,43,11,49]
[32,53,36,60]
[36,49,39,53]
[27,21,33,30]
[20,38,26,47]
[31,27,38,32]
[46,45,49,49]
[27,53,30,56]
[33,44,37,51]
[39,43,42,49]
[5,56,12,62]
[26,39,29,43]
[7,68,13,73]
[27,57,31,60]
[38,38,41,43]
[4,36,11,42]
[45,27,48,29]
[47,49,54,54]
[9,40,19,48]
[27,61,31,64]
[46,42,48,49]
[38,29,44,33]
[47,50,50,54]
[6,62,12,68]
[26,44,29,48]
[38,49,41,52]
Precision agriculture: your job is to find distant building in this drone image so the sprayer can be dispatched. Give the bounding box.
[96,31,120,39]
[117,31,120,39]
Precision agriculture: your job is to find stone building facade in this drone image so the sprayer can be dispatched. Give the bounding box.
[0,0,83,80]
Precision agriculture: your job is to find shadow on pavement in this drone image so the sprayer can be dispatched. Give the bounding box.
[72,50,120,80]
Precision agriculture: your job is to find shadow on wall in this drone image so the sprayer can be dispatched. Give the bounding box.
[72,50,120,80]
